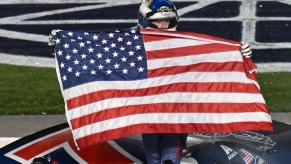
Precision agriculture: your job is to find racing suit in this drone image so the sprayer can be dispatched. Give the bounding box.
[142,133,187,164]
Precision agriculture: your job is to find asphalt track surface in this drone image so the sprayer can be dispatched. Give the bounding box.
[0,115,66,148]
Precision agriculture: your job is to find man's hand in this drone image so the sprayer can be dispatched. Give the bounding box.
[240,42,252,58]
[48,29,62,46]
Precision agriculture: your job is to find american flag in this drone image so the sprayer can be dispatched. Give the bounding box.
[240,149,255,164]
[53,27,272,148]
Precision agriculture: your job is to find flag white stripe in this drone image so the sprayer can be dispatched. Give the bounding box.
[147,51,243,70]
[73,112,272,139]
[67,92,266,119]
[63,72,255,99]
[144,38,208,51]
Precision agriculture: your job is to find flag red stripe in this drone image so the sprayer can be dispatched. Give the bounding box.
[76,122,273,148]
[143,34,174,42]
[70,103,268,129]
[67,82,259,110]
[148,62,245,77]
[147,43,239,60]
[141,29,240,45]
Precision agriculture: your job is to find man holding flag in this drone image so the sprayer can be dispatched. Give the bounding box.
[137,1,187,163]
[49,0,271,163]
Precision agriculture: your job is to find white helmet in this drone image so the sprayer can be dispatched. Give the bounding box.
[138,0,178,30]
